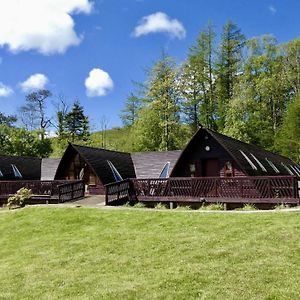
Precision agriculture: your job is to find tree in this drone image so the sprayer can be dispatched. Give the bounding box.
[276,93,300,164]
[144,53,181,150]
[120,93,142,127]
[216,20,245,130]
[64,101,90,143]
[179,21,216,132]
[0,112,17,127]
[19,89,52,139]
[0,125,52,158]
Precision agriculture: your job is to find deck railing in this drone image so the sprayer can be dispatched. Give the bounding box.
[0,180,84,203]
[105,176,299,205]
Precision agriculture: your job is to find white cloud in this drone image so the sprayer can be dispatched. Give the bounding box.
[20,73,49,92]
[269,5,277,14]
[85,68,114,97]
[0,0,93,55]
[0,82,13,97]
[133,12,186,39]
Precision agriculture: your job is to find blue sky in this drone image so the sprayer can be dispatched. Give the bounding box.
[0,0,299,132]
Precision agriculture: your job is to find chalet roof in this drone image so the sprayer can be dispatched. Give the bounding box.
[207,129,300,176]
[131,150,181,178]
[41,158,61,180]
[0,155,41,180]
[55,143,136,185]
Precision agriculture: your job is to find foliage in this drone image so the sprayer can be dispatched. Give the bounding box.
[237,204,258,211]
[275,93,300,163]
[0,112,17,127]
[0,125,52,158]
[175,205,192,210]
[7,188,33,208]
[274,203,290,210]
[19,89,52,139]
[1,208,300,299]
[199,203,225,210]
[133,202,146,208]
[120,93,142,127]
[154,202,168,210]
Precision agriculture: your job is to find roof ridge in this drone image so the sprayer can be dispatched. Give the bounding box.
[70,143,131,155]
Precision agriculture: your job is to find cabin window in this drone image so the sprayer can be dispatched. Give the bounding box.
[250,153,267,172]
[159,162,170,178]
[239,150,257,170]
[107,160,123,182]
[224,161,233,177]
[281,163,294,175]
[0,170,3,178]
[265,158,280,173]
[292,165,300,177]
[11,164,22,179]
[290,165,300,177]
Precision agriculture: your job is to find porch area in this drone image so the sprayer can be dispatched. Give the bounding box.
[0,180,85,206]
[105,176,300,208]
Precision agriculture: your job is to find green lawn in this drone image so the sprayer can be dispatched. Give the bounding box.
[1,208,300,299]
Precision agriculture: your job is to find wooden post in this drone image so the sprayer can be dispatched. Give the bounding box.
[170,202,174,209]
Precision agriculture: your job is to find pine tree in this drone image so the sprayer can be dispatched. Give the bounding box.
[120,93,142,126]
[179,21,216,132]
[216,20,245,131]
[64,101,90,143]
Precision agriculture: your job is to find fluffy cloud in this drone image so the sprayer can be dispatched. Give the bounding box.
[20,73,49,92]
[85,68,114,97]
[0,82,13,97]
[133,12,186,39]
[0,0,93,55]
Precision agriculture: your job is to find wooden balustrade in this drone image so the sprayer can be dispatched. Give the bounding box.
[105,176,299,205]
[0,180,84,203]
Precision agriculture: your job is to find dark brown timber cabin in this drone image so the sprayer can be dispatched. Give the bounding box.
[54,143,136,194]
[171,127,300,178]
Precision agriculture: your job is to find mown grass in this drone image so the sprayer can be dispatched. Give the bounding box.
[1,207,300,299]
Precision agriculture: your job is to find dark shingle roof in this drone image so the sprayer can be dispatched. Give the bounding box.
[0,155,41,180]
[207,128,300,176]
[131,150,181,178]
[41,158,61,180]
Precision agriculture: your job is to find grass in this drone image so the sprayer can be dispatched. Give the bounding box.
[1,207,300,299]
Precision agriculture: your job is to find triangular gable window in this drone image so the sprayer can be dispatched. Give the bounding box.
[107,160,123,182]
[11,164,23,179]
[159,162,170,178]
[239,150,257,170]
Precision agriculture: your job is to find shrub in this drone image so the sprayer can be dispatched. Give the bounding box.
[274,203,290,210]
[199,203,225,211]
[133,202,146,208]
[238,204,257,211]
[123,202,132,207]
[154,203,167,210]
[176,205,192,211]
[7,187,33,209]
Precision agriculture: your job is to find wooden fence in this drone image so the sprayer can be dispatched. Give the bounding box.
[105,176,300,205]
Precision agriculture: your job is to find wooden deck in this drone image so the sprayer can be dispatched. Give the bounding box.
[105,176,300,207]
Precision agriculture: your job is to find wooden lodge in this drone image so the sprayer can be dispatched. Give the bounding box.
[105,127,300,207]
[0,127,299,208]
